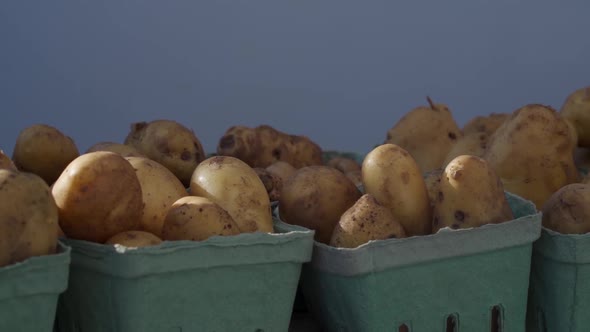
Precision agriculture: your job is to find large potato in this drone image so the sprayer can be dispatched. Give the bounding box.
[560,86,590,147]
[12,124,79,185]
[0,170,59,268]
[161,196,241,241]
[362,144,432,236]
[124,120,205,186]
[432,155,513,232]
[190,156,273,233]
[105,231,162,247]
[542,183,590,234]
[126,157,188,237]
[279,166,361,243]
[484,104,580,209]
[330,194,407,248]
[0,150,17,171]
[385,97,462,173]
[51,151,143,243]
[86,142,146,158]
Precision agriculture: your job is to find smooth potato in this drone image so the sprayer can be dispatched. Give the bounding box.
[542,183,590,234]
[190,156,273,233]
[86,142,146,158]
[105,230,162,247]
[51,151,143,243]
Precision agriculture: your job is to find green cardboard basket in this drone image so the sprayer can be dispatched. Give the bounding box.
[55,223,314,332]
[0,242,71,332]
[280,192,541,332]
[527,228,590,332]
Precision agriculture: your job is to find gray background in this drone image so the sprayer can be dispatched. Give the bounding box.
[1,0,589,157]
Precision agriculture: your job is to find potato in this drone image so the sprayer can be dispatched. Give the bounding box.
[442,133,488,167]
[217,125,323,168]
[125,157,187,237]
[0,150,17,171]
[279,166,361,244]
[266,161,296,183]
[327,157,361,173]
[542,183,590,234]
[161,196,241,241]
[12,124,80,185]
[86,141,146,158]
[105,231,162,247]
[484,104,580,209]
[574,147,590,170]
[254,168,282,201]
[345,170,363,188]
[330,194,407,248]
[51,151,143,243]
[362,144,432,236]
[190,156,273,233]
[423,168,443,211]
[0,170,59,268]
[462,113,510,136]
[560,86,590,147]
[124,120,205,186]
[432,155,513,232]
[385,97,462,173]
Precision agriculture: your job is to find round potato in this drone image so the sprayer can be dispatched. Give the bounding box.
[462,113,510,136]
[362,144,432,236]
[161,196,241,241]
[125,157,188,237]
[12,124,80,185]
[51,151,143,243]
[266,161,296,183]
[125,120,205,186]
[279,166,361,244]
[542,183,590,234]
[105,230,162,247]
[560,86,590,147]
[0,150,17,171]
[0,169,59,268]
[254,167,282,201]
[86,142,146,158]
[190,156,273,233]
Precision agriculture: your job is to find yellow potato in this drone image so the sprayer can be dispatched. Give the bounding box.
[432,155,513,232]
[542,183,590,234]
[0,150,17,171]
[86,142,147,158]
[12,124,79,185]
[125,120,205,186]
[462,113,510,136]
[190,156,273,233]
[51,151,143,243]
[105,231,162,247]
[125,157,188,237]
[161,196,241,241]
[279,166,361,244]
[0,170,59,268]
[362,144,432,236]
[560,86,590,147]
[330,194,407,248]
[442,133,488,167]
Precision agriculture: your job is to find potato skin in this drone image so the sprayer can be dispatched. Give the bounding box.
[124,120,205,186]
[560,86,590,147]
[432,155,513,232]
[279,166,362,244]
[86,142,146,158]
[362,144,432,236]
[442,133,488,168]
[327,157,361,173]
[161,196,241,241]
[330,194,407,248]
[542,183,590,234]
[254,168,282,202]
[0,170,59,268]
[0,150,17,171]
[190,156,273,233]
[105,231,162,247]
[423,168,443,211]
[266,161,296,183]
[462,113,510,136]
[12,124,79,185]
[126,157,188,237]
[51,151,143,243]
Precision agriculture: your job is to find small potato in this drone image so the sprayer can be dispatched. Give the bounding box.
[0,169,59,268]
[161,196,241,241]
[12,124,79,185]
[330,194,407,248]
[105,231,162,247]
[362,144,432,236]
[266,161,296,183]
[86,142,146,158]
[254,168,282,201]
[462,113,510,136]
[279,166,361,244]
[542,183,590,234]
[432,155,513,232]
[51,151,143,243]
[327,157,361,173]
[190,156,273,233]
[126,157,188,237]
[125,120,205,186]
[0,150,17,171]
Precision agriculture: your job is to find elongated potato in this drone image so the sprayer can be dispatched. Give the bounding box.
[362,144,432,236]
[105,231,162,247]
[190,156,273,233]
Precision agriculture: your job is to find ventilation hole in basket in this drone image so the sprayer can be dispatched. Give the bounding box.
[490,305,503,332]
[399,323,410,332]
[446,313,458,332]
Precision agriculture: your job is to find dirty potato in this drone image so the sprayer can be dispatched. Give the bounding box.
[424,168,443,211]
[105,230,162,247]
[254,167,282,201]
[542,183,590,234]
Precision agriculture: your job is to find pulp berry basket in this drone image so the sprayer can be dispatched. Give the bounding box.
[280,192,541,332]
[0,241,71,332]
[55,222,314,332]
[527,228,590,332]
